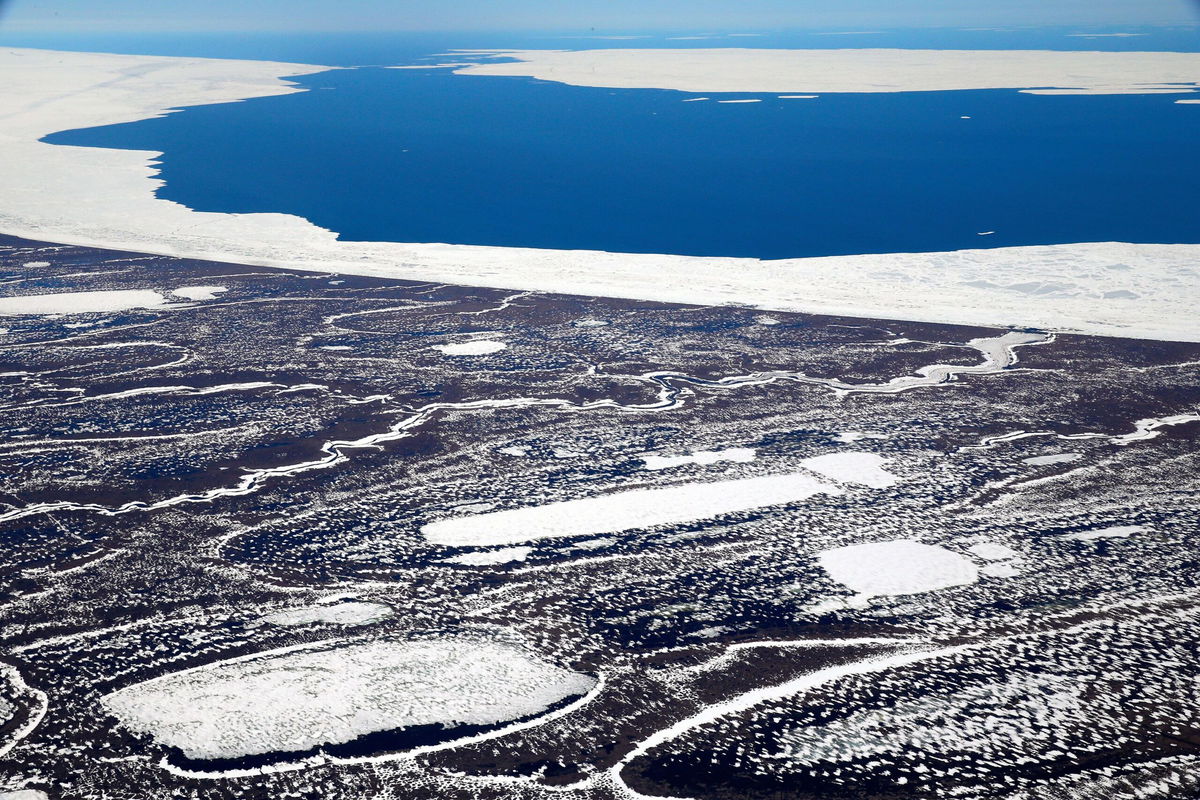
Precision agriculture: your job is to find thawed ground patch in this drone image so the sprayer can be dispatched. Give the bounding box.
[100,637,595,761]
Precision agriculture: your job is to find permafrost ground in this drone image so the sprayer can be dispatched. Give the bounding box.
[0,234,1199,798]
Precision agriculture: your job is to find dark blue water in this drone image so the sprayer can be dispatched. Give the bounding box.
[44,60,1200,259]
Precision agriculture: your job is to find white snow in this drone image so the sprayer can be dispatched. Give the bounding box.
[1022,452,1082,466]
[455,48,1200,95]
[800,452,898,488]
[101,637,594,760]
[967,542,1019,561]
[4,47,1200,341]
[171,285,227,300]
[441,547,532,565]
[431,340,507,356]
[641,447,756,470]
[0,290,166,316]
[257,602,393,628]
[0,791,50,800]
[818,540,979,600]
[422,471,844,548]
[1061,525,1146,541]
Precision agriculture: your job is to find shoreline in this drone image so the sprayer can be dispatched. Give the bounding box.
[2,46,1199,342]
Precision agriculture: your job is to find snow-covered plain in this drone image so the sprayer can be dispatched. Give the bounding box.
[818,540,980,600]
[2,48,1200,341]
[452,48,1200,95]
[0,289,166,315]
[100,637,595,760]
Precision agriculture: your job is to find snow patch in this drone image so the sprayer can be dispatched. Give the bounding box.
[432,340,507,356]
[441,547,532,566]
[171,285,227,301]
[422,471,844,548]
[641,447,756,471]
[0,290,165,316]
[101,638,595,761]
[818,540,979,600]
[1061,525,1146,542]
[257,602,393,628]
[1023,452,1083,466]
[800,452,898,488]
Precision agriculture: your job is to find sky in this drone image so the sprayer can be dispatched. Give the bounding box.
[1,0,1198,33]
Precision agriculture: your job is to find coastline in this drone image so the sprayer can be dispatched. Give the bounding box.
[2,46,1199,342]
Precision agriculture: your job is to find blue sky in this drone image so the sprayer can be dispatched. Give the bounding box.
[1,0,1198,33]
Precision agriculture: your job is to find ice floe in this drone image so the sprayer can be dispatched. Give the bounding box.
[455,48,1200,95]
[100,637,594,760]
[818,540,979,601]
[0,290,166,316]
[641,447,756,470]
[431,340,507,356]
[256,601,393,628]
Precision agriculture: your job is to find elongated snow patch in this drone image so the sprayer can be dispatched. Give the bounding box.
[0,290,166,315]
[432,340,507,356]
[257,601,392,628]
[423,472,844,547]
[641,447,757,471]
[801,452,898,488]
[818,539,979,600]
[100,638,594,761]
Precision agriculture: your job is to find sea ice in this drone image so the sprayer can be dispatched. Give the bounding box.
[431,340,507,356]
[455,48,1200,95]
[101,637,595,760]
[0,290,166,316]
[5,48,1200,341]
[818,540,979,600]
